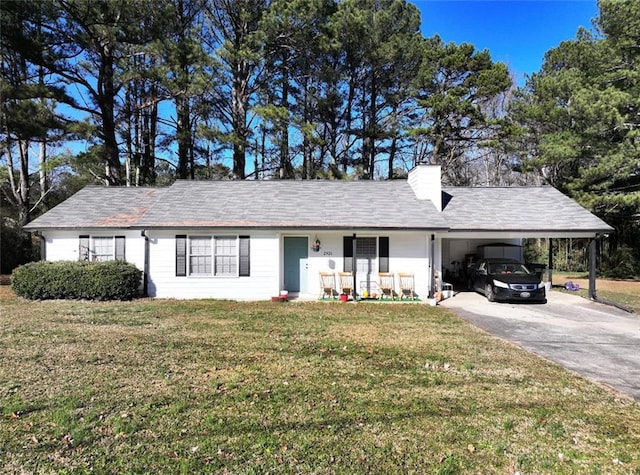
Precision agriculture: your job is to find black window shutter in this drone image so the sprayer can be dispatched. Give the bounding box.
[379,236,389,273]
[343,236,353,272]
[239,236,250,277]
[176,235,187,276]
[79,235,89,261]
[115,236,126,261]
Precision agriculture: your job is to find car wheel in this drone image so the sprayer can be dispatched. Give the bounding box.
[485,284,495,302]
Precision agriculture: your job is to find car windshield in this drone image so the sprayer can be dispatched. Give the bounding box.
[488,263,531,275]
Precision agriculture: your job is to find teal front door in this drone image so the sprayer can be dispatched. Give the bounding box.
[283,237,308,292]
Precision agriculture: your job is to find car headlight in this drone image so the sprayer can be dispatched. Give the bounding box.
[493,279,509,289]
[538,282,546,289]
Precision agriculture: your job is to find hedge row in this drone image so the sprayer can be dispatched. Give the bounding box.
[11,260,142,301]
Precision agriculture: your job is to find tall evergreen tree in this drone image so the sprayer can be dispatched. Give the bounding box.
[259,0,337,179]
[205,0,268,179]
[333,0,424,178]
[1,0,71,225]
[411,36,512,185]
[511,0,640,270]
[153,0,213,180]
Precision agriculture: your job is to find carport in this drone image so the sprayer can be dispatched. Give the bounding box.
[438,186,614,299]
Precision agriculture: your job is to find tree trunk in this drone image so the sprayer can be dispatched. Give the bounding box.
[145,91,158,185]
[388,135,397,180]
[98,50,122,186]
[232,71,248,179]
[367,71,377,179]
[39,140,47,199]
[280,64,292,178]
[176,93,191,179]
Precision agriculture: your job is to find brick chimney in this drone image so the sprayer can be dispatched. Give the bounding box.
[408,163,442,211]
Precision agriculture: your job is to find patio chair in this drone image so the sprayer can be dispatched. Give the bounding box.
[319,272,337,299]
[398,272,415,300]
[378,272,395,300]
[338,271,354,298]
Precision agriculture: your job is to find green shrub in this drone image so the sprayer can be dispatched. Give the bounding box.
[11,260,142,301]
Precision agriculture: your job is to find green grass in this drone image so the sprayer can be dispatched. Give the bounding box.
[1,287,639,474]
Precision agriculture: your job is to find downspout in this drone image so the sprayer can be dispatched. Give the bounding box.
[142,230,149,297]
[40,233,46,261]
[34,231,46,261]
[548,238,553,288]
[588,236,597,301]
[352,233,357,300]
[430,233,435,298]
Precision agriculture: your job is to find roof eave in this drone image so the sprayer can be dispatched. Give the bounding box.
[445,228,613,238]
[26,224,451,232]
[134,224,451,231]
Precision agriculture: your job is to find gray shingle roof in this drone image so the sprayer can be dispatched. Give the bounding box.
[24,187,166,229]
[136,180,447,230]
[24,180,613,234]
[441,186,613,233]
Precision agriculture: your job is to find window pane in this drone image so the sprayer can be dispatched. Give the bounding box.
[189,237,212,275]
[215,255,237,276]
[355,237,377,274]
[190,255,212,274]
[93,237,113,262]
[190,236,211,256]
[214,236,237,276]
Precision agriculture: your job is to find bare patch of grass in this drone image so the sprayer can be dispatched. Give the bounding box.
[1,287,639,473]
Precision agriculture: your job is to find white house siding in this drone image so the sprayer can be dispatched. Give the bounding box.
[305,231,432,299]
[41,229,146,272]
[146,229,280,300]
[40,229,435,300]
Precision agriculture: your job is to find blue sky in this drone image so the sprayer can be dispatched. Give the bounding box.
[415,0,599,84]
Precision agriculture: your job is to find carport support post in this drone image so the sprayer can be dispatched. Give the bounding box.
[430,234,435,298]
[548,238,553,287]
[352,233,357,300]
[588,236,597,300]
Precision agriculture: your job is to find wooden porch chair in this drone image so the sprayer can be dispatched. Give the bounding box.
[338,271,354,298]
[378,272,395,300]
[398,272,415,300]
[319,272,337,299]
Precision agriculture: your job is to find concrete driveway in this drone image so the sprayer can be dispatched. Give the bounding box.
[439,290,640,401]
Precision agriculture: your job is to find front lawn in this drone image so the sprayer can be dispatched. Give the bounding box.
[1,286,639,473]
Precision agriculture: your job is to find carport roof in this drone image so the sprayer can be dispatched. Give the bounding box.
[441,186,614,234]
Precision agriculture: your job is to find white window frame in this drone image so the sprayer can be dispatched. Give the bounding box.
[187,235,239,277]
